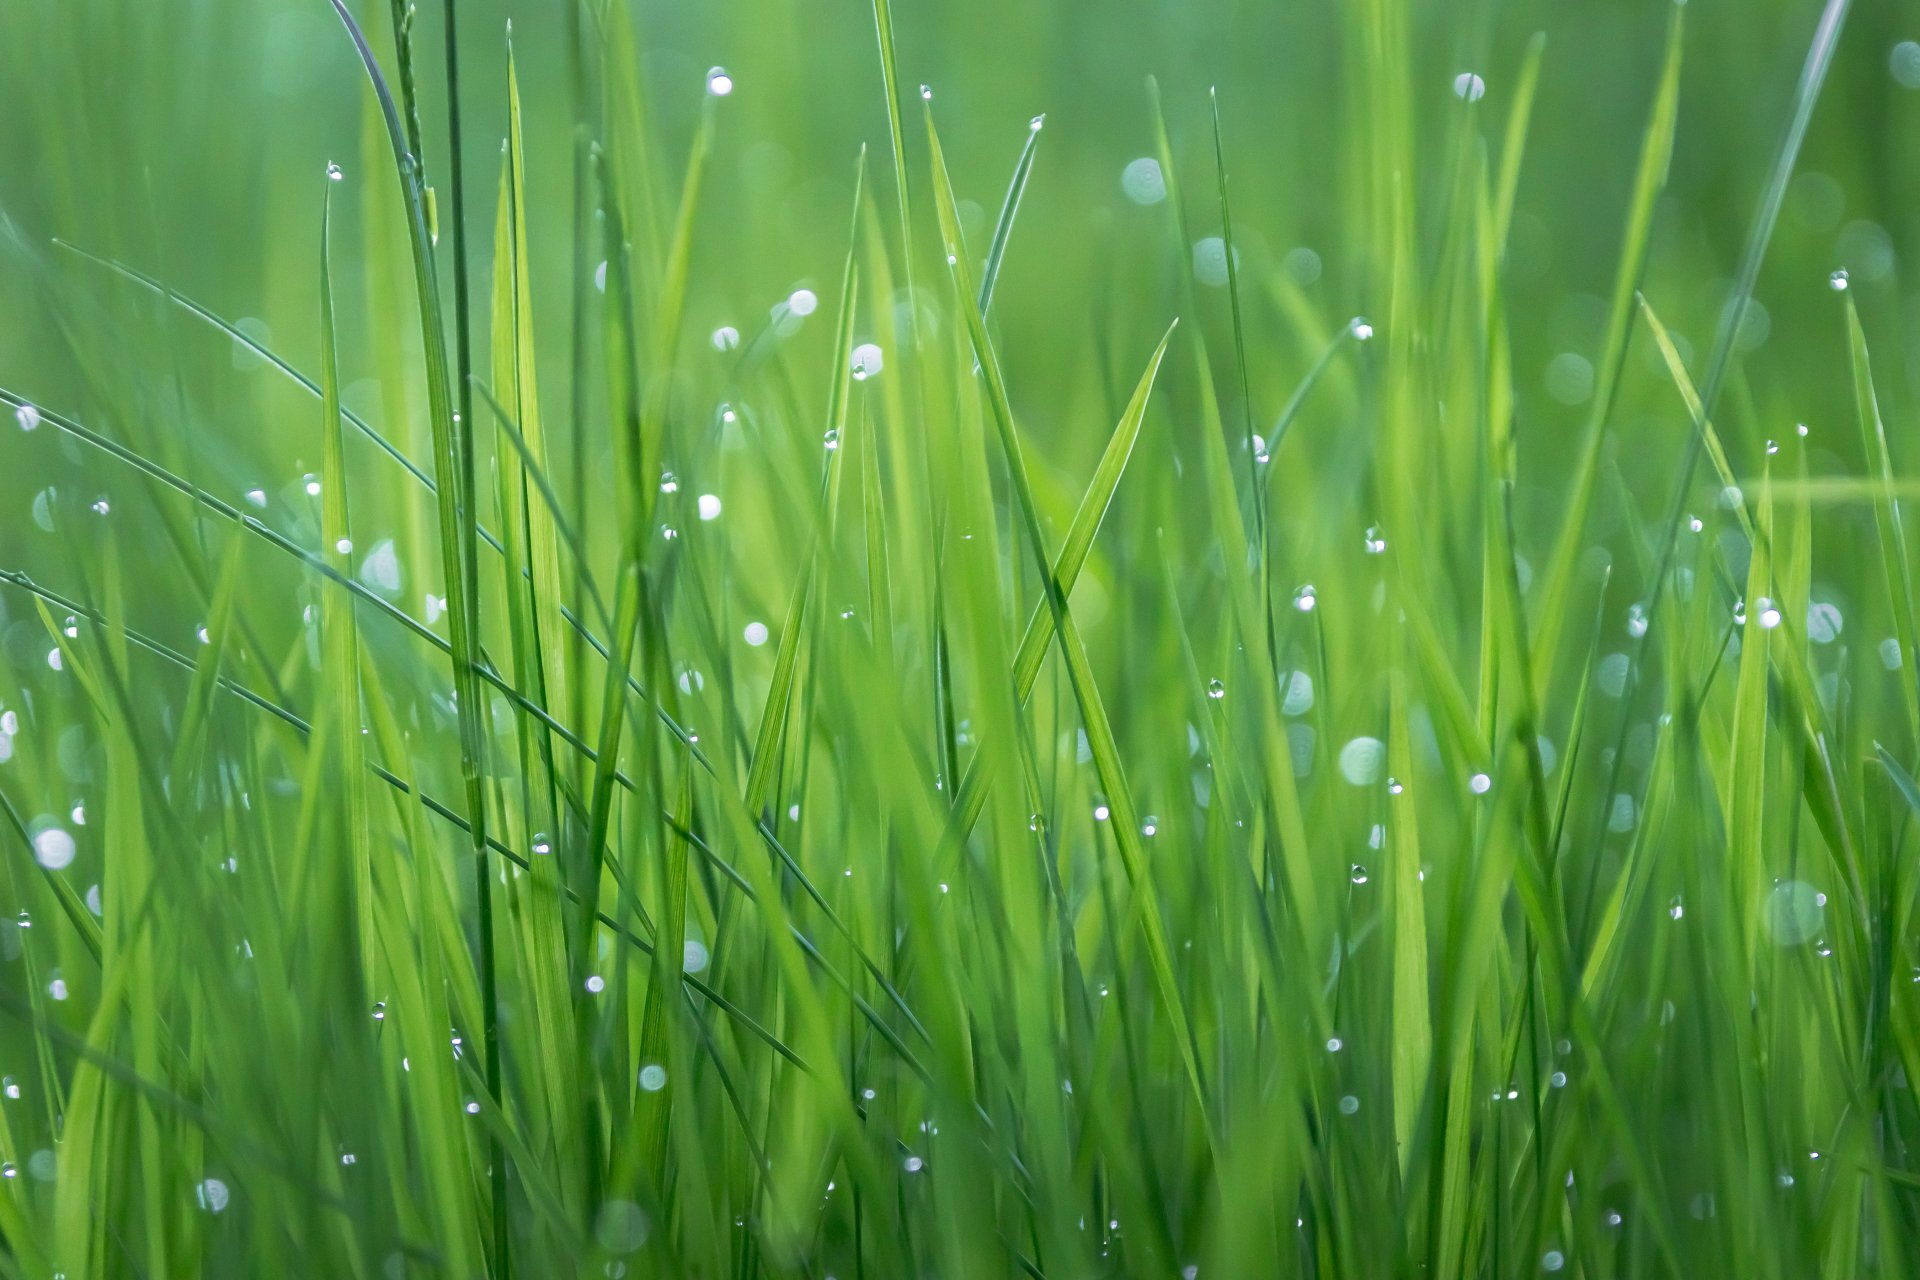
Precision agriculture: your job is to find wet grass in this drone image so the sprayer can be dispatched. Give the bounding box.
[3,0,1920,1275]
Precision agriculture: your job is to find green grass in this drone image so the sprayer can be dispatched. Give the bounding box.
[5,0,1920,1274]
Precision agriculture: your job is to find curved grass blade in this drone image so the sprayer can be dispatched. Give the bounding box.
[978,115,1043,317]
[925,101,1212,1140]
[1531,5,1681,684]
[948,319,1176,840]
[1846,298,1920,743]
[744,152,863,817]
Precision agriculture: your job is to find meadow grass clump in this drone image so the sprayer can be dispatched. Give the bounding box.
[3,0,1920,1274]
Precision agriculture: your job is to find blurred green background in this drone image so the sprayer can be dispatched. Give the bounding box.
[5,0,1919,546]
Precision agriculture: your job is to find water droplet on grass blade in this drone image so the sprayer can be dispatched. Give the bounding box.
[197,1178,230,1213]
[32,826,74,870]
[1765,880,1825,945]
[706,66,733,96]
[326,162,343,181]
[1453,71,1486,101]
[1120,157,1166,205]
[1192,236,1234,286]
[595,1201,650,1254]
[1338,737,1384,785]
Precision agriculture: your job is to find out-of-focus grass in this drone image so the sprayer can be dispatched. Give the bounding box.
[3,0,1920,1275]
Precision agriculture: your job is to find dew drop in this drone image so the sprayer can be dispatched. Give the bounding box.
[32,826,74,871]
[1120,157,1166,205]
[326,162,344,181]
[1338,737,1385,786]
[1293,583,1318,612]
[1206,678,1226,700]
[1829,268,1850,291]
[705,66,733,97]
[1807,601,1843,644]
[1453,72,1486,101]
